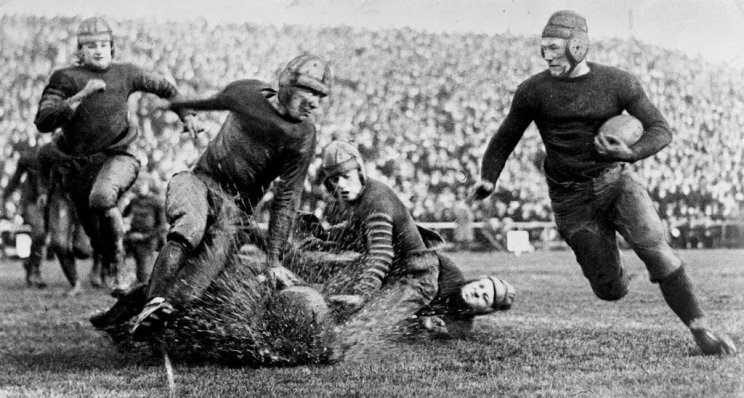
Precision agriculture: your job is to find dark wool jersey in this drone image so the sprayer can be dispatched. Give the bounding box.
[2,149,41,206]
[482,63,671,183]
[34,63,183,156]
[124,194,165,233]
[172,79,316,261]
[326,178,427,295]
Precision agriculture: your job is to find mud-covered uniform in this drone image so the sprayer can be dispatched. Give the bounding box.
[288,177,439,356]
[318,179,438,302]
[34,62,189,280]
[2,147,46,283]
[123,192,165,284]
[37,139,93,287]
[146,79,316,307]
[481,63,683,299]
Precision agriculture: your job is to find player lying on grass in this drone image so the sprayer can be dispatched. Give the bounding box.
[287,140,515,341]
[89,230,514,364]
[468,10,736,356]
[89,142,515,363]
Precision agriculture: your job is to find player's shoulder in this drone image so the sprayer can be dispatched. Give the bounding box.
[48,65,85,81]
[221,79,272,104]
[590,62,637,81]
[522,70,552,86]
[515,70,552,98]
[225,79,271,92]
[590,62,643,95]
[361,178,404,212]
[110,62,139,72]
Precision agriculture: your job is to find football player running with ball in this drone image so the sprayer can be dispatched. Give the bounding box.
[469,10,735,355]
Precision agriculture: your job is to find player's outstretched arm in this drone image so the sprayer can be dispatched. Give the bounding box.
[466,180,495,205]
[168,95,228,112]
[472,87,533,203]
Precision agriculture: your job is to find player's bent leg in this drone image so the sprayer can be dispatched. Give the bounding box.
[145,239,191,303]
[657,267,737,355]
[563,224,629,301]
[48,195,79,290]
[613,172,735,355]
[89,252,103,288]
[91,283,148,330]
[133,241,155,285]
[130,296,174,341]
[133,173,215,341]
[89,153,140,294]
[23,204,48,288]
[689,319,737,356]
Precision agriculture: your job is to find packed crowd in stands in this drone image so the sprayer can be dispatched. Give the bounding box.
[1,15,743,226]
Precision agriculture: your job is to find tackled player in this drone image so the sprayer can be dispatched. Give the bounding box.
[290,141,515,346]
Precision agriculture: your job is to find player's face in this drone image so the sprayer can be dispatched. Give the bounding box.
[327,169,363,202]
[540,37,571,78]
[79,40,112,70]
[282,85,324,121]
[460,278,495,312]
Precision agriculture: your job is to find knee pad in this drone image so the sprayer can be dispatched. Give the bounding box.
[88,188,119,210]
[590,273,630,301]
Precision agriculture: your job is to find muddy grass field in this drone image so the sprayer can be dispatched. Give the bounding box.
[1,249,742,397]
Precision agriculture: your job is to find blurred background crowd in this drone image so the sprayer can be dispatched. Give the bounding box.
[1,15,743,233]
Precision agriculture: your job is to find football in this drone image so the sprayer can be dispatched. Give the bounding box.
[598,114,644,146]
[268,285,331,326]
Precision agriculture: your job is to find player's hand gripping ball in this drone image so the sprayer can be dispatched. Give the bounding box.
[598,114,643,146]
[594,114,643,161]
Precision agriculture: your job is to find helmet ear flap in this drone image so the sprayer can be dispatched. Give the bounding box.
[566,31,589,64]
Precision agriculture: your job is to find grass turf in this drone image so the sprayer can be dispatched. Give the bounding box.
[0,249,742,397]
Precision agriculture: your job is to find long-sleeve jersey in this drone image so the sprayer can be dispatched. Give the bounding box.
[34,63,185,156]
[481,63,672,183]
[325,178,428,297]
[2,149,41,207]
[170,79,317,263]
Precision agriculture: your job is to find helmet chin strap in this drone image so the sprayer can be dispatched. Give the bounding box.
[559,60,578,79]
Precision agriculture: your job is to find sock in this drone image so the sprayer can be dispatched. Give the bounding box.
[658,266,704,328]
